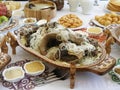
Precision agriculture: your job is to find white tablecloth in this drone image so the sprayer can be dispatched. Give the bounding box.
[1,1,120,90]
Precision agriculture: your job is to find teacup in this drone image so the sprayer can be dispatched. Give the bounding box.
[79,0,94,15]
[68,0,79,12]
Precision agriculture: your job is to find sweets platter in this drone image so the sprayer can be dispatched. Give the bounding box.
[0,0,120,90]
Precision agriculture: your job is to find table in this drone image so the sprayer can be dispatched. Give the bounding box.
[1,1,120,90]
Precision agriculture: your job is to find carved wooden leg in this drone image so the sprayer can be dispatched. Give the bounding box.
[70,62,76,89]
[11,47,16,54]
[1,45,8,54]
[0,35,8,54]
[7,32,18,54]
[11,41,18,54]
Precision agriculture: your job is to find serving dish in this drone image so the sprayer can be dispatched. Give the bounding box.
[24,0,56,21]
[11,22,115,76]
[90,13,120,29]
[58,14,83,28]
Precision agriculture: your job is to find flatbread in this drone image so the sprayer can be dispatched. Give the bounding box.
[110,0,120,6]
[107,0,120,12]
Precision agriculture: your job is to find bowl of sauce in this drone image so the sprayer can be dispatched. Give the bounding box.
[24,61,45,76]
[87,27,103,36]
[2,66,25,82]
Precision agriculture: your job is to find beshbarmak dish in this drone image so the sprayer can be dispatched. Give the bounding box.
[17,22,106,68]
[24,61,45,76]
[2,66,25,82]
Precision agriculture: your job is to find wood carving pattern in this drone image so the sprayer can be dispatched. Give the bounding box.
[105,36,115,55]
[88,56,116,75]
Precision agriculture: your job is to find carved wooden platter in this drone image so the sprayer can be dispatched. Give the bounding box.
[14,23,116,75]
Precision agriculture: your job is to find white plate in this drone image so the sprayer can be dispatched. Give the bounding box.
[91,19,105,28]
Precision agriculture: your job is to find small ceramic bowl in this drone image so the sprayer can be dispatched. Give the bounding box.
[87,27,103,36]
[23,18,37,25]
[24,61,45,76]
[2,66,25,82]
[113,65,120,79]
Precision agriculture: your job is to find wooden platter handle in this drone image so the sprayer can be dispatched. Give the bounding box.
[0,32,18,54]
[87,56,116,75]
[7,32,19,54]
[7,32,18,54]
